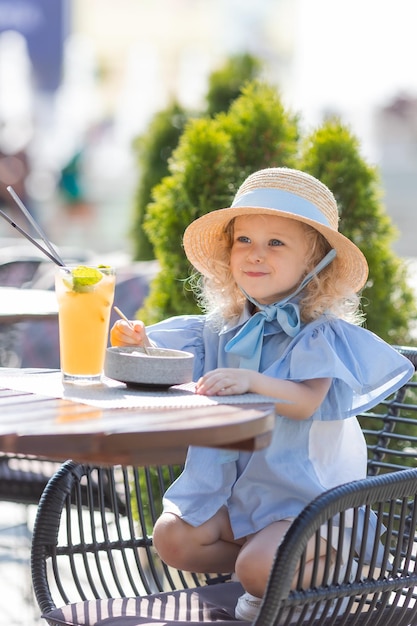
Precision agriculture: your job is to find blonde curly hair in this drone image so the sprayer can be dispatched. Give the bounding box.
[190,218,363,329]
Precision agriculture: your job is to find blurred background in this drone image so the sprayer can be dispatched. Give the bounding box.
[0,0,416,257]
[0,0,416,370]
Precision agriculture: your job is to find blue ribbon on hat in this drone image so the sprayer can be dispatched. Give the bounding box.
[225,249,336,371]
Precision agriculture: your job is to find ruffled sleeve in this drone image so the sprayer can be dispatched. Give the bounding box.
[264,317,414,420]
[146,315,206,380]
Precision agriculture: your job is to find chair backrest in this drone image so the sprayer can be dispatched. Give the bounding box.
[359,345,417,476]
[256,466,417,625]
[31,461,227,617]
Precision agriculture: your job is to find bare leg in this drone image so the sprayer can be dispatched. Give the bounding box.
[236,520,329,598]
[153,506,244,573]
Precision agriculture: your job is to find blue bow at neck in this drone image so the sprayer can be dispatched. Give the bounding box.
[224,249,336,371]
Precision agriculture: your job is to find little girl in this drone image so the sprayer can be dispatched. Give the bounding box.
[111,167,414,621]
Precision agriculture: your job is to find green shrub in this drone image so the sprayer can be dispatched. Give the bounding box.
[131,54,263,261]
[140,81,299,323]
[134,79,416,343]
[298,119,416,342]
[131,102,189,260]
[206,53,263,117]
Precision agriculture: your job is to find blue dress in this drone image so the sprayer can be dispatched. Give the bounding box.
[146,308,414,543]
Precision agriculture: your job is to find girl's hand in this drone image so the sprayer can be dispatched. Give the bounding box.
[196,369,331,421]
[110,319,151,348]
[196,368,252,396]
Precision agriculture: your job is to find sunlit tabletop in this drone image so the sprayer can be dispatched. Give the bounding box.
[0,368,275,466]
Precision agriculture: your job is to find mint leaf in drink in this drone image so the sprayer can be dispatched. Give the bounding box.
[70,266,103,293]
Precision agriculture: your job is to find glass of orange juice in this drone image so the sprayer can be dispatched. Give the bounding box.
[55,265,116,384]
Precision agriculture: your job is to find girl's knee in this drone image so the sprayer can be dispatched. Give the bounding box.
[235,522,291,596]
[235,544,266,595]
[153,513,193,567]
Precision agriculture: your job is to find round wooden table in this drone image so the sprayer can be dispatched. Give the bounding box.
[0,369,275,466]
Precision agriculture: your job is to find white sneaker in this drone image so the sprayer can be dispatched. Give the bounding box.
[235,592,262,621]
[234,561,358,622]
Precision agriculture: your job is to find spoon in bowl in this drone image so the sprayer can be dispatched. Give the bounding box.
[113,306,151,355]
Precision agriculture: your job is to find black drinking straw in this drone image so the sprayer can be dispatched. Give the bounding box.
[0,207,65,267]
[6,185,66,267]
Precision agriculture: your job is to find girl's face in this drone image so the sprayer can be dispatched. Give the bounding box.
[230,214,310,305]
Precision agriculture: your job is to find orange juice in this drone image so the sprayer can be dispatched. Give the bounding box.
[55,265,115,383]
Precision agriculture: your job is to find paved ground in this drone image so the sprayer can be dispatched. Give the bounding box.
[0,502,43,625]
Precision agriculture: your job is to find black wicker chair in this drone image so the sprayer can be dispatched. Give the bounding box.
[30,347,417,626]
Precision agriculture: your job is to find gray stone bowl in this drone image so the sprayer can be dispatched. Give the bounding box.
[104,346,195,389]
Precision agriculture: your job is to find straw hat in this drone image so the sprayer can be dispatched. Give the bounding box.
[183,167,368,292]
